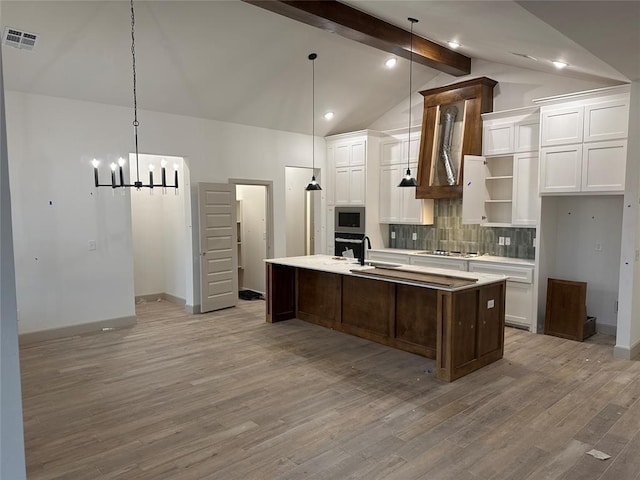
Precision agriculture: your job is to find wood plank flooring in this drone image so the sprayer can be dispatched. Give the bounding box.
[20,299,640,480]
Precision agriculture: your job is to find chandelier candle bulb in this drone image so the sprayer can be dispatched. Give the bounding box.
[174,164,179,191]
[118,157,126,187]
[92,159,100,187]
[110,162,117,188]
[148,163,154,188]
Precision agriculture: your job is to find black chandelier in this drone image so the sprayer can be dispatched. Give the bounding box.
[398,17,419,188]
[92,0,178,192]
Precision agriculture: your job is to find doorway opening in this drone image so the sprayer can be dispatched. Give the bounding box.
[230,179,274,299]
[130,153,190,306]
[285,166,320,257]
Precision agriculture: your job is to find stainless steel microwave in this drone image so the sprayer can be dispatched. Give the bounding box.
[335,206,365,234]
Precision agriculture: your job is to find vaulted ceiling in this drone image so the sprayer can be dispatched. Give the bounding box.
[1,0,638,137]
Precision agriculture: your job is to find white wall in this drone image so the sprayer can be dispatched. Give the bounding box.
[0,42,27,480]
[131,154,187,300]
[6,90,324,330]
[369,59,618,132]
[552,196,624,330]
[236,185,266,293]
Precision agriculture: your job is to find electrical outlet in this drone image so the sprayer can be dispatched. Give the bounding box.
[487,299,495,309]
[505,237,511,246]
[533,237,537,248]
[498,237,505,246]
[391,231,396,239]
[595,243,603,252]
[88,240,97,251]
[412,232,417,241]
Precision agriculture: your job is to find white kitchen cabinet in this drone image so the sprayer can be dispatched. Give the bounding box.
[378,131,433,225]
[582,140,627,192]
[540,106,584,147]
[536,85,630,195]
[483,123,514,156]
[514,119,540,153]
[468,261,535,330]
[409,255,468,271]
[329,137,367,206]
[539,145,582,193]
[379,162,433,224]
[462,154,538,227]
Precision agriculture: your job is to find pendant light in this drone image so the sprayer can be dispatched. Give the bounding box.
[305,52,322,191]
[91,0,178,193]
[398,17,419,188]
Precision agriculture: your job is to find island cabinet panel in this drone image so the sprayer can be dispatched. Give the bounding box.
[437,281,506,381]
[266,264,296,323]
[395,285,438,358]
[341,276,395,340]
[296,269,342,328]
[478,283,505,358]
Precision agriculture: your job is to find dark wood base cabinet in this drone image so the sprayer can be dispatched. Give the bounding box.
[266,263,505,382]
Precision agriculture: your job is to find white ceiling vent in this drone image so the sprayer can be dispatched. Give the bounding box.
[3,27,38,50]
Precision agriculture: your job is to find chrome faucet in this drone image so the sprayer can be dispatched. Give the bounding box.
[359,236,372,266]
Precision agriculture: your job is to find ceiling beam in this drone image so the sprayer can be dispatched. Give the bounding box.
[243,0,471,77]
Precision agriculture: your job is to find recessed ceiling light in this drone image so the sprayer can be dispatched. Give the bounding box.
[552,60,568,69]
[385,57,397,68]
[447,41,460,49]
[323,111,334,120]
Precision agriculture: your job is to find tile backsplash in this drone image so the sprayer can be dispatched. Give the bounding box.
[388,199,535,259]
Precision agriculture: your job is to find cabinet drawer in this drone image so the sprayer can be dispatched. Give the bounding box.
[468,262,533,283]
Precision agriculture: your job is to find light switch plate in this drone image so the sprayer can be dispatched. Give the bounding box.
[412,232,417,241]
[88,240,96,251]
[391,231,396,239]
[505,237,511,246]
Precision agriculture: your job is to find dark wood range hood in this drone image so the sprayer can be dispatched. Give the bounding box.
[416,77,498,199]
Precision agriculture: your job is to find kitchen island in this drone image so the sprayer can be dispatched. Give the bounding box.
[265,255,507,382]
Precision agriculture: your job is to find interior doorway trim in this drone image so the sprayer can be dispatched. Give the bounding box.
[228,178,275,260]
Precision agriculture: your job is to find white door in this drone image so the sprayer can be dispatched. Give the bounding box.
[198,182,237,312]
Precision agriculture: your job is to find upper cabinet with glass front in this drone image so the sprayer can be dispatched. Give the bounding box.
[416,77,498,199]
[534,85,630,195]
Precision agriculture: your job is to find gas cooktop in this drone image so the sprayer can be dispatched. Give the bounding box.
[415,250,478,258]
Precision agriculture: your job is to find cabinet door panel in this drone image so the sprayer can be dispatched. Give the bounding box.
[379,165,401,223]
[350,141,366,166]
[334,167,350,205]
[462,155,488,224]
[451,289,478,368]
[584,99,629,142]
[381,140,402,166]
[505,281,532,329]
[541,106,584,146]
[512,153,539,225]
[409,256,468,271]
[334,144,350,167]
[400,162,427,223]
[349,166,366,205]
[539,145,581,194]
[483,123,514,156]
[582,140,627,192]
[514,120,540,153]
[478,283,504,356]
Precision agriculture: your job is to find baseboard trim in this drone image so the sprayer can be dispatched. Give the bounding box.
[135,293,186,305]
[186,304,201,314]
[597,323,617,337]
[19,316,137,345]
[614,339,640,360]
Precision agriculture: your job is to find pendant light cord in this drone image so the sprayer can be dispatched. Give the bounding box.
[407,18,417,172]
[131,0,140,184]
[312,54,315,172]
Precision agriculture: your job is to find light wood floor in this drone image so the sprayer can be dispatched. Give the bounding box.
[20,299,640,480]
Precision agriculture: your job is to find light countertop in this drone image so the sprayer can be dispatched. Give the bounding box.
[266,255,507,291]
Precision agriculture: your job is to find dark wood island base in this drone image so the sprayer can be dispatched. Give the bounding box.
[266,262,506,382]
